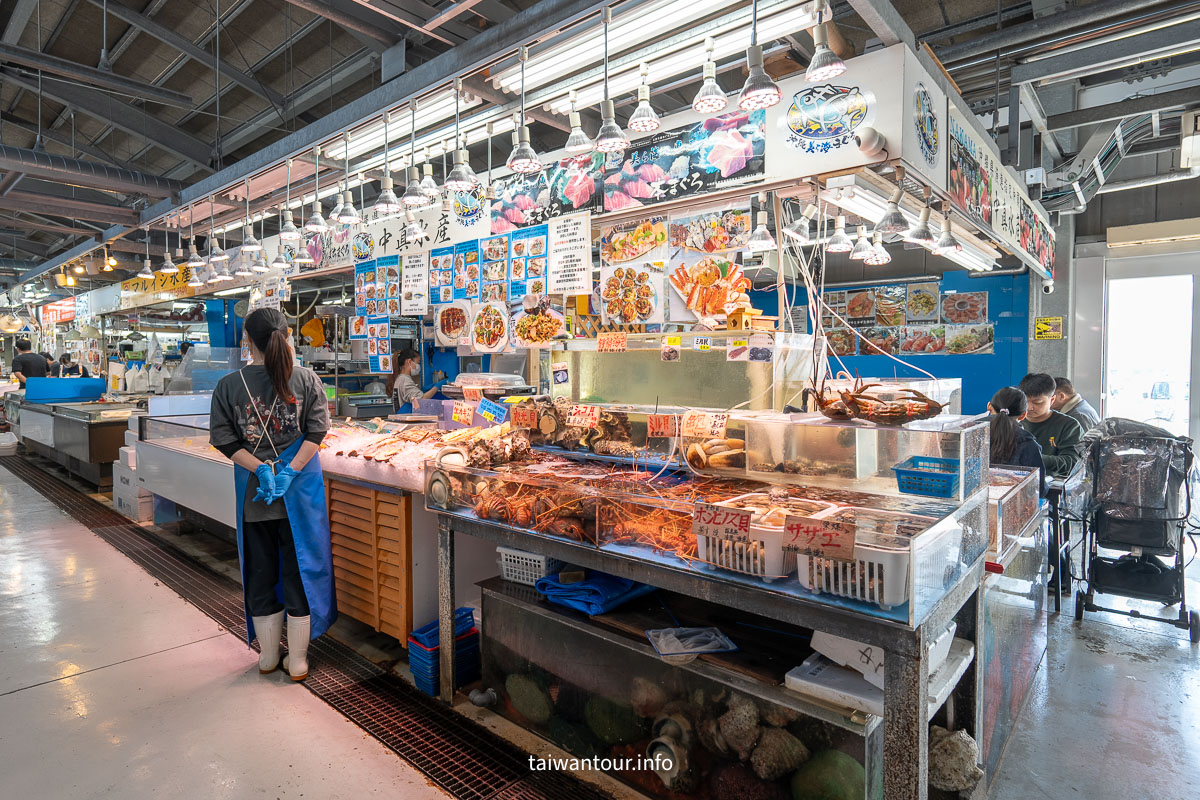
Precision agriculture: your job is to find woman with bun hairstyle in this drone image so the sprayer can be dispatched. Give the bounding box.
[209,308,335,681]
[988,386,1045,496]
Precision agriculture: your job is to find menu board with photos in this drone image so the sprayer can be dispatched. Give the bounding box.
[429,246,455,305]
[510,224,549,298]
[376,255,401,317]
[401,252,429,316]
[479,233,511,304]
[818,283,994,356]
[366,315,392,373]
[353,260,376,317]
[452,240,481,302]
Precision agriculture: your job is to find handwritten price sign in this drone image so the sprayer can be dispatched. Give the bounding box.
[680,410,729,439]
[784,515,856,562]
[693,502,753,543]
[567,404,601,429]
[597,331,627,352]
[463,387,484,402]
[693,336,712,351]
[451,400,476,425]
[647,413,678,438]
[511,405,538,429]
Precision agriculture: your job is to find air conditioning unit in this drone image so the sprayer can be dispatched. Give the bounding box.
[1181,111,1200,168]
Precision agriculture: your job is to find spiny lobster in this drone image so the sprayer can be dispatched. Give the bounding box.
[803,376,946,425]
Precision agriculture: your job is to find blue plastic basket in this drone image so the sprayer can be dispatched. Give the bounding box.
[408,607,475,649]
[892,456,961,498]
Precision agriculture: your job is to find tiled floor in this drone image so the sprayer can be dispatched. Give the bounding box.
[0,469,448,799]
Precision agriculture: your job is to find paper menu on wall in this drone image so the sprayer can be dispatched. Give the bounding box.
[479,233,511,304]
[429,246,454,305]
[510,224,549,298]
[401,252,429,316]
[547,213,592,295]
[452,240,481,302]
[366,315,392,373]
[376,255,401,317]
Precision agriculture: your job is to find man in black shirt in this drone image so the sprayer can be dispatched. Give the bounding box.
[40,352,60,377]
[11,339,47,384]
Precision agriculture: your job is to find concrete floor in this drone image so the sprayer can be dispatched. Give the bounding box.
[0,470,448,800]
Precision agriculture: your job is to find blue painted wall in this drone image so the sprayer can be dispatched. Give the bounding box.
[753,271,1029,413]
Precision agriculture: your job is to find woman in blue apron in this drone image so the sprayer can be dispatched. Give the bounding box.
[209,308,335,681]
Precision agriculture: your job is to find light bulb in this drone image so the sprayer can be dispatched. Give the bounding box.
[627,66,660,133]
[271,251,289,270]
[72,263,85,274]
[693,60,727,114]
[186,270,203,288]
[565,110,594,154]
[848,226,873,260]
[506,126,542,174]
[233,258,253,277]
[875,188,908,235]
[160,251,178,274]
[404,208,426,240]
[444,149,477,192]
[746,210,776,252]
[206,265,221,284]
[826,216,854,253]
[279,214,302,241]
[328,191,344,222]
[782,204,818,244]
[186,247,205,270]
[293,246,314,265]
[595,99,629,153]
[904,207,935,246]
[865,234,891,265]
[335,191,360,224]
[305,204,329,233]
[375,174,403,214]
[420,163,440,203]
[252,253,270,273]
[934,217,963,255]
[241,224,262,252]
[738,45,782,111]
[138,259,154,279]
[806,24,846,82]
[400,167,426,207]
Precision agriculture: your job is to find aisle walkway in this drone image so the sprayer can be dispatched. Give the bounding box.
[0,469,446,799]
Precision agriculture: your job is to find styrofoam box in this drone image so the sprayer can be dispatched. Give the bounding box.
[112,461,149,497]
[812,621,957,690]
[114,491,153,522]
[124,429,138,447]
[119,446,136,469]
[128,416,140,432]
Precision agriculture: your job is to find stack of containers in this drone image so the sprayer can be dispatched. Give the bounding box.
[406,607,480,696]
[113,419,152,522]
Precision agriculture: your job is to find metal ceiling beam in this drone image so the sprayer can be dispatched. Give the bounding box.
[1045,85,1200,131]
[1010,18,1200,87]
[0,216,94,237]
[1,111,143,172]
[461,76,570,133]
[0,171,23,197]
[0,192,138,225]
[934,0,1162,65]
[844,0,913,47]
[83,0,287,109]
[0,236,49,257]
[106,238,167,257]
[1017,84,1065,161]
[0,69,213,169]
[344,0,477,45]
[1,0,38,45]
[0,144,185,197]
[277,0,404,48]
[0,42,194,107]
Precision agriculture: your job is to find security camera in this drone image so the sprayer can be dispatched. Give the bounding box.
[855,127,887,157]
[1042,281,1055,295]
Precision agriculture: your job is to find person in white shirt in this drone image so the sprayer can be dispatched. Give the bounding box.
[391,348,441,409]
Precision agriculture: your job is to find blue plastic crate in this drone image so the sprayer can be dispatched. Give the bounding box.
[892,456,961,498]
[408,607,475,649]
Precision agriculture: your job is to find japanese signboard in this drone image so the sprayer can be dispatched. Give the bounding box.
[692,502,753,543]
[784,514,856,562]
[40,297,76,325]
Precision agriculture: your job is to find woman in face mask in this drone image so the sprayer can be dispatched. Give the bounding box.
[208,308,336,681]
[392,347,441,413]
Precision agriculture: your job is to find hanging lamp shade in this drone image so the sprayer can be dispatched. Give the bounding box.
[233,257,254,277]
[507,126,542,174]
[375,175,403,215]
[693,62,727,114]
[401,167,426,207]
[444,149,477,192]
[746,210,776,252]
[595,100,629,153]
[904,207,935,246]
[208,239,228,262]
[865,233,891,265]
[825,216,854,253]
[565,110,594,154]
[806,24,846,82]
[279,214,302,241]
[305,204,329,233]
[241,224,262,252]
[335,191,360,224]
[252,252,270,273]
[848,226,873,260]
[160,250,178,275]
[738,44,782,110]
[328,189,345,222]
[138,259,155,279]
[874,188,908,235]
[186,247,205,270]
[271,250,290,270]
[933,215,963,255]
[292,245,314,265]
[420,162,440,203]
[627,63,660,133]
[186,269,204,288]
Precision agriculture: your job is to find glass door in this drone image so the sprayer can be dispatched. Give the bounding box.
[1103,273,1194,439]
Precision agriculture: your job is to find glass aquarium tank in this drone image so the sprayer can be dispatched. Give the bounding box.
[481,579,882,799]
[510,397,686,470]
[987,467,1041,556]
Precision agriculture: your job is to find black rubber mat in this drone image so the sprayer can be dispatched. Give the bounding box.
[0,455,611,800]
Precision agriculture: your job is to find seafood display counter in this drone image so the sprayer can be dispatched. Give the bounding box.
[17,399,143,486]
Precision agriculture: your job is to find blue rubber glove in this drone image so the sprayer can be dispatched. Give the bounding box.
[268,465,298,504]
[253,464,276,503]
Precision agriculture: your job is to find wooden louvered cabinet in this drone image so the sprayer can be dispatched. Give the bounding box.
[325,477,413,644]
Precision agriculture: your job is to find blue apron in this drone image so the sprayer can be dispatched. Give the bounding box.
[234,436,337,644]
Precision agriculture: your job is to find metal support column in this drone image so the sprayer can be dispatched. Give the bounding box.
[883,640,930,800]
[437,514,457,703]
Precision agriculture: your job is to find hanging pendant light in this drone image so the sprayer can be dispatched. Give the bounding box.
[252,252,270,273]
[240,180,262,252]
[934,211,963,255]
[233,254,254,277]
[746,193,776,252]
[904,206,935,246]
[305,147,330,233]
[826,216,854,252]
[186,268,204,288]
[806,4,846,82]
[738,0,782,111]
[848,226,873,260]
[160,214,178,274]
[377,110,405,214]
[865,233,891,265]
[185,207,205,271]
[564,90,594,154]
[628,62,661,133]
[874,187,908,235]
[271,250,290,270]
[292,245,314,265]
[783,204,819,244]
[279,159,302,240]
[335,133,361,224]
[328,180,345,222]
[420,148,440,205]
[101,248,114,271]
[507,47,543,174]
[444,79,479,191]
[138,232,154,279]
[595,10,630,154]
[400,105,428,206]
[693,38,728,114]
[404,208,426,241]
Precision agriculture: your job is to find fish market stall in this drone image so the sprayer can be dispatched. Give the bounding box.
[16,392,144,487]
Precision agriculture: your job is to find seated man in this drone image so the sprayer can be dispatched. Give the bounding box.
[1018,373,1085,478]
[1052,377,1100,431]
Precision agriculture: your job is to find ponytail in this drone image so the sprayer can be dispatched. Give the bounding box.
[989,386,1028,464]
[244,308,294,403]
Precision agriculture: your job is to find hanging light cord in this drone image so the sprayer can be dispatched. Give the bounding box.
[602,10,610,103]
[454,80,461,150]
[384,112,391,176]
[751,0,759,47]
[519,48,527,127]
[409,103,416,167]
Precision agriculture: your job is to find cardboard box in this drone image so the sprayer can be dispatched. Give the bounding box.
[114,490,153,522]
[112,461,149,497]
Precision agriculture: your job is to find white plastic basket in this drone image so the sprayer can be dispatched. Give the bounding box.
[497,546,564,586]
[696,528,796,583]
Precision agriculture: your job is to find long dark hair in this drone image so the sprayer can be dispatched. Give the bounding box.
[989,386,1028,463]
[245,308,294,403]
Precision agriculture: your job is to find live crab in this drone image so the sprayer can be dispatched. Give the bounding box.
[803,377,946,425]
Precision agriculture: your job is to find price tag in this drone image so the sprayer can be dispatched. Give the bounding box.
[511,405,538,429]
[693,502,753,543]
[661,335,680,363]
[463,387,484,402]
[727,338,749,362]
[567,404,601,429]
[680,410,729,439]
[784,515,857,562]
[477,398,509,425]
[666,335,681,346]
[452,400,476,424]
[502,396,526,403]
[693,336,712,351]
[647,413,678,438]
[597,331,627,352]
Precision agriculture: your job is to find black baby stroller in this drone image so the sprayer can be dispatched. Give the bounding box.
[1074,418,1198,642]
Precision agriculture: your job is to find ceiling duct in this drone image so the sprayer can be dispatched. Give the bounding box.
[0,144,185,198]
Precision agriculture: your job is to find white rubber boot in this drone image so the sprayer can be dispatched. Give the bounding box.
[282,614,311,681]
[251,610,285,674]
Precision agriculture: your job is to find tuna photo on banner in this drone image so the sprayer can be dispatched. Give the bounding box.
[490,153,605,234]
